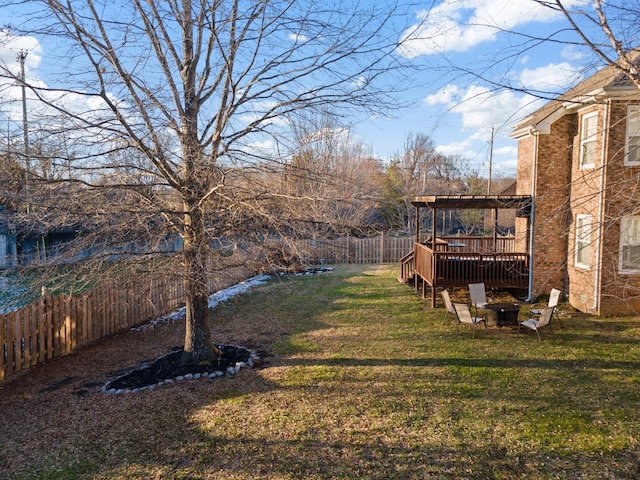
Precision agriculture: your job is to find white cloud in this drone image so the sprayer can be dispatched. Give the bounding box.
[424,84,462,106]
[0,33,48,124]
[288,33,308,43]
[424,60,581,134]
[246,139,277,153]
[428,83,530,131]
[398,0,591,58]
[495,144,517,156]
[494,158,518,175]
[0,31,43,72]
[518,62,583,91]
[436,140,475,158]
[423,82,531,177]
[351,76,368,89]
[561,45,590,61]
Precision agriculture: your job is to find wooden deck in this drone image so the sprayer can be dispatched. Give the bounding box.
[402,239,529,307]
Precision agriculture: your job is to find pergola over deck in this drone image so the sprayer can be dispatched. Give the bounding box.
[406,195,533,307]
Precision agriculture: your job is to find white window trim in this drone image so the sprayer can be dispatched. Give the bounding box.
[619,216,640,273]
[625,105,640,166]
[580,112,598,170]
[575,214,592,269]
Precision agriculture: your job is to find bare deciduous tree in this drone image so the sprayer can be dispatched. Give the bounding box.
[282,115,383,237]
[380,132,464,234]
[0,0,417,364]
[534,0,640,87]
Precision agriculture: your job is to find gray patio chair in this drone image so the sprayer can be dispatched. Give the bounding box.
[469,282,490,317]
[453,303,487,338]
[441,289,456,322]
[518,306,554,341]
[530,288,564,327]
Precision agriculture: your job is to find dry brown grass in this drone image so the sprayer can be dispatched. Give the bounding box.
[1,264,640,479]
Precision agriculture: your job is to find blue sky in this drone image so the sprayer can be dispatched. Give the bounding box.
[0,0,598,179]
[350,0,593,178]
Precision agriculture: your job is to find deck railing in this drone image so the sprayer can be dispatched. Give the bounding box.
[427,235,516,253]
[413,242,529,306]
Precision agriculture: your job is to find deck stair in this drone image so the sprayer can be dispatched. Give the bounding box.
[399,250,415,283]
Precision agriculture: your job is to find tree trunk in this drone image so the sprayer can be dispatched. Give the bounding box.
[180,199,218,365]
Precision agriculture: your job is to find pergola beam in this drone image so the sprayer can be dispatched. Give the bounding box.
[411,195,532,216]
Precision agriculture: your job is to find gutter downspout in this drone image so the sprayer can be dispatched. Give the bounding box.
[526,130,538,302]
[591,101,609,312]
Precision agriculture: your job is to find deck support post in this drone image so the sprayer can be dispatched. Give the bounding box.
[432,208,437,247]
[493,208,499,250]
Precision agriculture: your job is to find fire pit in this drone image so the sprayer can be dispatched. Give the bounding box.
[483,302,520,327]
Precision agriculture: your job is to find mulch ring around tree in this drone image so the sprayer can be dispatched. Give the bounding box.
[103,345,257,394]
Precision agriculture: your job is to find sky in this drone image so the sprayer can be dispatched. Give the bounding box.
[350,0,593,179]
[0,0,601,180]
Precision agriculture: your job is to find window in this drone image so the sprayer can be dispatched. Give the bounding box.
[620,216,640,272]
[626,106,640,165]
[575,214,591,268]
[580,112,598,169]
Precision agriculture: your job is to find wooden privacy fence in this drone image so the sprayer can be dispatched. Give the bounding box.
[0,265,251,383]
[290,233,515,264]
[2,236,416,383]
[0,234,518,383]
[291,235,415,264]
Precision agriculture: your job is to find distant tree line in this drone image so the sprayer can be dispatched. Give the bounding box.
[0,125,514,245]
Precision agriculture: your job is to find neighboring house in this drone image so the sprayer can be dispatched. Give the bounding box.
[0,207,18,268]
[511,59,640,315]
[0,217,80,269]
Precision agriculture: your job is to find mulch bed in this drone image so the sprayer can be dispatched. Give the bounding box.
[103,345,256,393]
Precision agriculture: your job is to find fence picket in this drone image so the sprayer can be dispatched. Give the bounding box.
[52,295,61,356]
[29,302,38,366]
[0,314,6,380]
[13,311,22,373]
[5,312,14,377]
[22,305,31,367]
[38,296,45,363]
[65,295,73,353]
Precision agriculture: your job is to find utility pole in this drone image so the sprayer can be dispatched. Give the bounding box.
[487,126,494,195]
[18,50,30,214]
[486,126,495,240]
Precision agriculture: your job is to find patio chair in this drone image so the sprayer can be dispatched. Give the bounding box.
[469,283,490,317]
[518,306,554,341]
[441,289,456,322]
[453,303,487,338]
[530,288,564,327]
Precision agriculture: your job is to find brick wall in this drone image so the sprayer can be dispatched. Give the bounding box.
[517,99,640,315]
[516,114,575,300]
[566,106,603,313]
[598,100,640,315]
[515,136,534,255]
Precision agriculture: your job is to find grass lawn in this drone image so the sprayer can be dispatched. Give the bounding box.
[1,264,640,479]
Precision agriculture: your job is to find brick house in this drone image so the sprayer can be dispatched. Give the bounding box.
[511,61,640,315]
